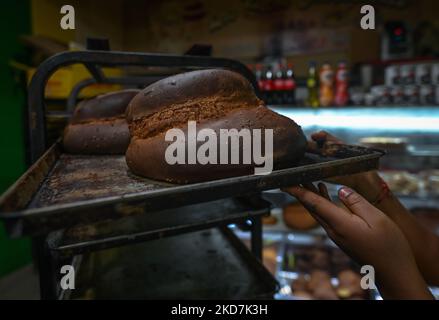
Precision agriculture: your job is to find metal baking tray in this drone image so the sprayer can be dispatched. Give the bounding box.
[47,197,270,257]
[64,227,279,300]
[0,140,384,237]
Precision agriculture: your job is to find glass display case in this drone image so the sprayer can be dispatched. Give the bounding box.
[247,106,439,300]
[273,106,439,204]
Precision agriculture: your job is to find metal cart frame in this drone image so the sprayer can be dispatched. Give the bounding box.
[25,50,266,299]
[2,50,384,299]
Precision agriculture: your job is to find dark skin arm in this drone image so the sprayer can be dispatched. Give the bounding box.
[309,131,439,287]
[284,183,433,300]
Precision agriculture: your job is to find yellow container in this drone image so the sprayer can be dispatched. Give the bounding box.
[27,64,123,99]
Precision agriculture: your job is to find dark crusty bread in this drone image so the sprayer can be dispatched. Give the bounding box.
[125,69,306,183]
[63,118,131,154]
[126,69,260,122]
[63,89,139,154]
[71,89,140,124]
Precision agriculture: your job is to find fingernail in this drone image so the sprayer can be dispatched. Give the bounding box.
[339,187,354,199]
[283,186,301,195]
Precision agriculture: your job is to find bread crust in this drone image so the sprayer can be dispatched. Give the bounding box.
[126,69,261,122]
[63,89,139,154]
[126,106,306,183]
[125,69,306,183]
[63,118,130,154]
[72,89,140,124]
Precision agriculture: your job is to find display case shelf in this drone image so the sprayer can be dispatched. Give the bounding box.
[270,106,439,134]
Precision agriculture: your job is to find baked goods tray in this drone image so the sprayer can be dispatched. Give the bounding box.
[63,227,279,299]
[0,140,384,237]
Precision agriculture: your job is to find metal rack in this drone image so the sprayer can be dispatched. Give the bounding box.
[14,50,273,300]
[0,50,384,299]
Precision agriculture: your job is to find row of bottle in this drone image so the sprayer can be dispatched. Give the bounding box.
[385,63,439,86]
[249,63,296,105]
[248,61,349,107]
[307,61,350,107]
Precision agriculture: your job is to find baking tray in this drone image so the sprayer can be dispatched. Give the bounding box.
[63,227,279,300]
[47,197,270,257]
[0,141,384,237]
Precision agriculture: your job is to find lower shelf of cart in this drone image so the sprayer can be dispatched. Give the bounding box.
[48,197,269,257]
[64,227,278,300]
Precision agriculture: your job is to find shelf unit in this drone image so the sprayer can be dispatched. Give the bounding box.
[10,50,274,300]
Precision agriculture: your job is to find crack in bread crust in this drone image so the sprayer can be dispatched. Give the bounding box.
[129,97,263,139]
[72,115,126,125]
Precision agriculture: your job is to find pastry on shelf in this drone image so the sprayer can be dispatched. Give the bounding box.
[282,203,318,230]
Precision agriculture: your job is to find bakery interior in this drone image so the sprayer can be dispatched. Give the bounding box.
[0,0,438,300]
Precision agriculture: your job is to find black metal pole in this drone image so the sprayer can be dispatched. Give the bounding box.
[34,235,57,300]
[250,216,263,261]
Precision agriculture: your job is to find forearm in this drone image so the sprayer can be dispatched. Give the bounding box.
[353,171,439,286]
[376,264,434,300]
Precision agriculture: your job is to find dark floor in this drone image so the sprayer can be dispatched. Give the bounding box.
[0,264,40,300]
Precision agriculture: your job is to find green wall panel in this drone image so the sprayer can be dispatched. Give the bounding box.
[0,0,31,277]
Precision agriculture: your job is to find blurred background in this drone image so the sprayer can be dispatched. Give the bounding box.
[1,0,438,299]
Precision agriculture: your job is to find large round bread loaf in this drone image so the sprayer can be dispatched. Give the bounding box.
[63,89,140,154]
[125,69,306,183]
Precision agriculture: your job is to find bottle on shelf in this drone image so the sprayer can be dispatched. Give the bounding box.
[319,62,334,107]
[255,63,264,92]
[334,61,350,107]
[306,61,319,108]
[283,63,296,105]
[265,66,274,90]
[257,64,267,103]
[264,65,274,104]
[273,63,285,105]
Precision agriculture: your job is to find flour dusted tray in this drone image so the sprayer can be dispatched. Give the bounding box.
[0,140,384,237]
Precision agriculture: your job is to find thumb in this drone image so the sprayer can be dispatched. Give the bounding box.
[338,187,377,221]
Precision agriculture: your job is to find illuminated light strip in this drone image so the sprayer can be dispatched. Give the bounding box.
[272,109,439,132]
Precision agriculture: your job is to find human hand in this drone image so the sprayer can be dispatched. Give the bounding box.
[307,130,380,192]
[307,130,344,151]
[283,183,433,299]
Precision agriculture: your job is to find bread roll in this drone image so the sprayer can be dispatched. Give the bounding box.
[125,69,306,183]
[307,270,332,292]
[308,270,339,300]
[63,89,140,154]
[283,203,318,230]
[337,269,365,299]
[262,214,278,225]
